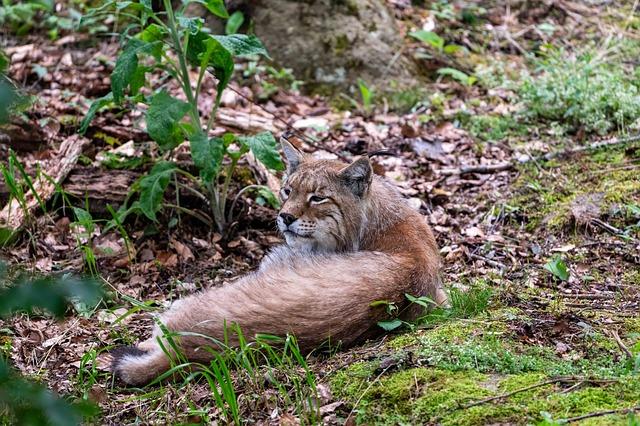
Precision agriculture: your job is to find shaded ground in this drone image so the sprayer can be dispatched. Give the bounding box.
[1,0,639,425]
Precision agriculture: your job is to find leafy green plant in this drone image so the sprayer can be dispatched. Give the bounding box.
[225,10,244,35]
[437,67,477,86]
[0,53,30,124]
[409,30,463,55]
[544,256,570,281]
[519,49,640,135]
[243,61,304,99]
[80,0,283,235]
[0,150,49,245]
[374,293,439,331]
[338,78,375,114]
[0,0,103,39]
[70,207,99,276]
[0,263,103,425]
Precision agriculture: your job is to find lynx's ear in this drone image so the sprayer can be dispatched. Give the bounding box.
[338,156,372,197]
[281,139,303,173]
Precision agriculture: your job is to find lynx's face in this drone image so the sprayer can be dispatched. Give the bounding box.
[277,142,372,253]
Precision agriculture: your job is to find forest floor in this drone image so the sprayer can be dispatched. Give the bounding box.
[1,0,640,425]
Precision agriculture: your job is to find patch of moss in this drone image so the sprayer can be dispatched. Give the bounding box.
[386,333,420,350]
[333,34,349,55]
[507,145,640,232]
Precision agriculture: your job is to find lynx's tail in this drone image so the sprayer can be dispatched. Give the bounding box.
[110,346,171,386]
[111,249,441,386]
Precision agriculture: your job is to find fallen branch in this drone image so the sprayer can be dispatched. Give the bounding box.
[461,377,617,410]
[0,135,88,236]
[561,293,616,300]
[564,405,640,423]
[441,134,640,176]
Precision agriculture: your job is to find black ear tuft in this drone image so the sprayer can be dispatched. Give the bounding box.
[281,139,304,173]
[338,156,372,197]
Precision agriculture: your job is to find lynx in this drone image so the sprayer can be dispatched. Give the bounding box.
[110,141,445,385]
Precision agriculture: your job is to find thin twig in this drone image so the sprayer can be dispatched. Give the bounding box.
[345,366,391,424]
[461,379,561,409]
[469,253,507,270]
[461,377,618,410]
[441,134,640,175]
[609,329,633,360]
[563,405,640,423]
[559,381,584,395]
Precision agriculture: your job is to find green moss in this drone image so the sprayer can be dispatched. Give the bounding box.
[330,306,640,424]
[387,333,420,350]
[333,34,349,54]
[507,145,640,233]
[329,361,377,400]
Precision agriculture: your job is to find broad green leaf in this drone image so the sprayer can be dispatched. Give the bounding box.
[357,78,372,108]
[145,90,191,150]
[111,39,161,102]
[257,186,280,209]
[544,257,570,281]
[405,293,436,308]
[437,67,474,86]
[0,274,103,318]
[409,30,444,51]
[0,79,18,124]
[237,132,284,171]
[0,50,9,73]
[203,38,234,103]
[186,33,234,107]
[377,319,403,331]
[225,11,244,34]
[190,132,225,182]
[177,15,203,35]
[72,207,94,233]
[212,34,270,58]
[443,44,463,55]
[79,92,114,134]
[129,65,147,97]
[138,161,177,221]
[205,0,228,18]
[139,23,167,42]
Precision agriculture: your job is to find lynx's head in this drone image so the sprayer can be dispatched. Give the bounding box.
[277,140,373,253]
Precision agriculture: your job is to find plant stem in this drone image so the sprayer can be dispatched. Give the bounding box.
[163,0,200,129]
[165,203,213,227]
[205,101,219,134]
[218,157,238,228]
[227,184,262,223]
[207,181,225,234]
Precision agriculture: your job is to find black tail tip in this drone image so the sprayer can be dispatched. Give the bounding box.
[109,345,147,372]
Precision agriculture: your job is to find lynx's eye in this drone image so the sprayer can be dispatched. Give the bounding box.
[309,195,327,204]
[281,187,291,200]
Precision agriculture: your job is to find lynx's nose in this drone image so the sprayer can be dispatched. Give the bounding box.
[279,213,297,226]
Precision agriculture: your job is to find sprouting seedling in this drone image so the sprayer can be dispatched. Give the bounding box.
[544,256,570,281]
